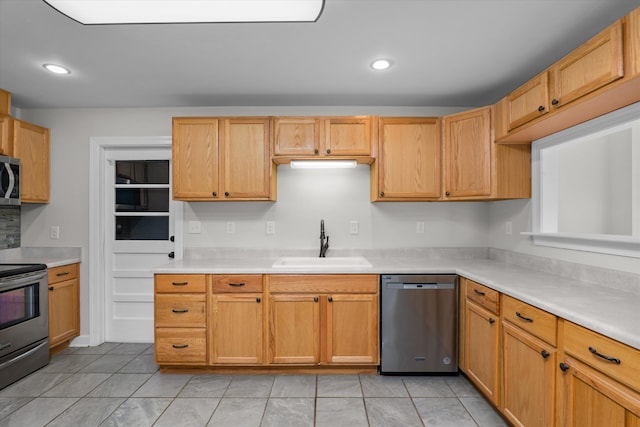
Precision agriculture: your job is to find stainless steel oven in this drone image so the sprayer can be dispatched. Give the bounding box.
[0,264,49,389]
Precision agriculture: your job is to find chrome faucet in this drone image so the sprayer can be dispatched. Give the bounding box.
[319,219,329,257]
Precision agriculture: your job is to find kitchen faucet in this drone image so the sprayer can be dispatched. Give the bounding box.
[319,219,329,257]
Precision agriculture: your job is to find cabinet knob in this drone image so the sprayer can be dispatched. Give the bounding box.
[49,286,54,291]
[256,297,261,303]
[313,296,318,303]
[380,192,384,197]
[538,105,545,112]
[541,350,550,359]
[326,149,331,154]
[224,192,230,197]
[328,296,333,302]
[212,191,217,197]
[168,251,175,259]
[559,362,570,372]
[488,318,496,324]
[314,149,319,154]
[445,191,450,197]
[551,99,560,106]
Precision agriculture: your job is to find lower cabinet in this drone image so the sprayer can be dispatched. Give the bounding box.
[48,263,80,353]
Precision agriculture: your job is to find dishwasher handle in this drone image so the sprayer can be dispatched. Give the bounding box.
[385,282,455,290]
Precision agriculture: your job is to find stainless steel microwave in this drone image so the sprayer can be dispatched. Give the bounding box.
[0,155,20,205]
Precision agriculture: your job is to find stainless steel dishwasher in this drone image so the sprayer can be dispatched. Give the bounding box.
[380,274,458,374]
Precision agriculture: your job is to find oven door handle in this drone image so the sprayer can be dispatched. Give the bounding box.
[0,340,48,370]
[0,271,48,290]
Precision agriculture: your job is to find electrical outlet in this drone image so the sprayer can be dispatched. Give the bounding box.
[266,221,276,235]
[50,225,60,239]
[506,221,513,235]
[226,221,235,234]
[349,220,359,235]
[416,221,425,234]
[188,221,202,234]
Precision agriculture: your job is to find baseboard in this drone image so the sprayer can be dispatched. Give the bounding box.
[69,334,91,347]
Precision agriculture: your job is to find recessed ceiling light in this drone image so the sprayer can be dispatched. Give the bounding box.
[43,64,71,75]
[371,59,391,70]
[43,0,325,24]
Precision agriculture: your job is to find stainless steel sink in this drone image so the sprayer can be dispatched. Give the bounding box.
[271,256,372,269]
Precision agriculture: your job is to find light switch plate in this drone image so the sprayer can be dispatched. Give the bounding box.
[266,221,276,235]
[188,221,202,234]
[226,221,235,234]
[349,220,359,235]
[50,225,60,239]
[416,221,425,234]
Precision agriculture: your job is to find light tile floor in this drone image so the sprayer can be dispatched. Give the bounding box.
[0,343,508,427]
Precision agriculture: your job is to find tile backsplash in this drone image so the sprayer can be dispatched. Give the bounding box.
[0,206,20,249]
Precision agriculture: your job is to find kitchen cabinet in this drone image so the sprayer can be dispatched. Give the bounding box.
[0,88,9,115]
[506,71,550,131]
[501,296,557,427]
[549,20,624,111]
[272,116,374,161]
[209,275,264,365]
[154,274,208,365]
[0,114,12,156]
[268,274,378,366]
[464,280,501,406]
[629,8,640,78]
[12,119,50,203]
[172,117,275,201]
[443,106,531,200]
[48,263,79,354]
[558,321,640,427]
[371,117,441,201]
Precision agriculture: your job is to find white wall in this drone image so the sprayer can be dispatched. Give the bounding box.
[16,104,472,337]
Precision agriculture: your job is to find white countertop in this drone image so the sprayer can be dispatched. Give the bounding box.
[0,247,82,268]
[155,250,640,351]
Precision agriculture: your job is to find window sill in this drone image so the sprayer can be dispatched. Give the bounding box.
[522,232,640,258]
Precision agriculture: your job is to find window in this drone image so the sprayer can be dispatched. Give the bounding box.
[530,103,640,257]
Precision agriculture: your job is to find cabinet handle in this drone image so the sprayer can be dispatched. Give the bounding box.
[516,312,534,323]
[445,191,450,197]
[224,192,230,197]
[541,350,550,359]
[551,98,559,106]
[473,288,486,296]
[380,192,385,197]
[172,344,189,349]
[49,286,54,291]
[326,149,331,154]
[172,309,189,313]
[313,296,318,303]
[588,346,621,364]
[559,362,570,372]
[212,191,217,197]
[256,297,261,303]
[314,149,319,154]
[538,105,545,112]
[488,318,495,324]
[328,296,333,302]
[56,271,70,277]
[228,282,245,287]
[171,281,189,286]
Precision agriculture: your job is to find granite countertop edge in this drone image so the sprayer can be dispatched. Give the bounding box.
[154,254,640,351]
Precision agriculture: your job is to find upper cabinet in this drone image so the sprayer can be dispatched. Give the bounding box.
[506,72,550,131]
[628,7,640,79]
[372,117,441,201]
[272,116,374,162]
[549,20,624,110]
[13,119,50,203]
[172,117,275,201]
[0,114,12,156]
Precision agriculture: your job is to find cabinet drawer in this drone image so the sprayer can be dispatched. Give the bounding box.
[155,294,206,327]
[269,275,378,294]
[155,328,207,364]
[502,295,557,346]
[211,275,263,293]
[564,321,640,392]
[155,274,206,293]
[466,280,500,315]
[48,263,78,284]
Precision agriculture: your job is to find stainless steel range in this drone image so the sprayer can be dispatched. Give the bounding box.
[0,263,49,389]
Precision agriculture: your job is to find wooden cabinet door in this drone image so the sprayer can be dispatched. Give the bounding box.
[220,118,273,200]
[273,117,320,156]
[558,357,640,427]
[443,107,492,198]
[322,117,372,156]
[502,322,556,427]
[325,294,378,364]
[210,293,263,365]
[507,72,549,130]
[628,8,640,79]
[375,117,441,200]
[48,278,79,347]
[268,294,320,364]
[550,20,624,109]
[13,120,49,203]
[0,114,12,156]
[465,300,500,406]
[172,117,219,200]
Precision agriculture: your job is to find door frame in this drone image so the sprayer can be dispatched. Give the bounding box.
[89,136,183,346]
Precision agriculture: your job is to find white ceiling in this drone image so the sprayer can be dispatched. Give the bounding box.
[1,0,639,109]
